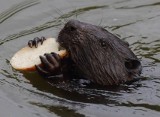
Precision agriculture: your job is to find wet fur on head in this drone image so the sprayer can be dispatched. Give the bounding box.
[58,20,142,85]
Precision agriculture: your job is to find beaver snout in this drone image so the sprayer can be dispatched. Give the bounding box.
[58,20,84,48]
[64,20,83,31]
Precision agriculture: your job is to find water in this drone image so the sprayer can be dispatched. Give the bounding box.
[0,0,160,117]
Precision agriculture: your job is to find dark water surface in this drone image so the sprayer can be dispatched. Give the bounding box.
[0,0,160,117]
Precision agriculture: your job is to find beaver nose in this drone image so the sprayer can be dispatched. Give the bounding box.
[66,20,80,27]
[65,20,81,31]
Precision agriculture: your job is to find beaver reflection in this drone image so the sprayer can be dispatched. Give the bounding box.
[28,20,142,86]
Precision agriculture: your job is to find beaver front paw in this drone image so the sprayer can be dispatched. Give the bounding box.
[28,36,46,48]
[35,52,62,78]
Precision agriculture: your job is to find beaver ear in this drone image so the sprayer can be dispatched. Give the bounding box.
[125,58,141,73]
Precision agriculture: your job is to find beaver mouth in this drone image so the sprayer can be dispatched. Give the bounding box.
[58,41,65,50]
[57,27,74,56]
[57,39,71,57]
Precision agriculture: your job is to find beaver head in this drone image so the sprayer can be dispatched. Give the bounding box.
[58,20,142,86]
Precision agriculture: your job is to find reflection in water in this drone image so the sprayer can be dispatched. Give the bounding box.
[0,0,160,116]
[30,102,85,117]
[23,72,122,104]
[119,102,160,112]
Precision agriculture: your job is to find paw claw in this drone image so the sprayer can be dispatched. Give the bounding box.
[28,37,47,48]
[41,36,46,44]
[28,40,33,48]
[36,53,62,77]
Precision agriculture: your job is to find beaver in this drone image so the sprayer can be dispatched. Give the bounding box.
[28,20,142,86]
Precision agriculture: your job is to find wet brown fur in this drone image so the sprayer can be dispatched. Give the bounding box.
[58,20,142,86]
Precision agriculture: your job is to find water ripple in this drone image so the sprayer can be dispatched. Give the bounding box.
[0,5,107,45]
[0,0,40,24]
[116,1,160,9]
